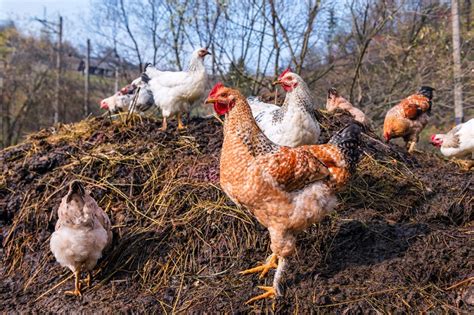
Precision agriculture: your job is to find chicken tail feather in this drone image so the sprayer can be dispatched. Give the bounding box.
[67,180,86,203]
[329,124,362,172]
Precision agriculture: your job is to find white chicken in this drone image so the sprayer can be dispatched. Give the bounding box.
[100,83,154,114]
[50,181,112,296]
[132,47,211,130]
[430,118,474,170]
[247,69,320,147]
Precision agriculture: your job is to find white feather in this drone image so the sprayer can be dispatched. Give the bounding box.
[140,48,208,118]
[438,119,474,158]
[246,73,320,147]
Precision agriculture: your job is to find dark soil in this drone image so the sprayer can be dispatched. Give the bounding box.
[1,114,472,313]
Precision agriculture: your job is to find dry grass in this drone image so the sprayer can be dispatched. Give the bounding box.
[1,114,472,313]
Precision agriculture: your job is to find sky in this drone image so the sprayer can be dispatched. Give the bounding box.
[0,0,91,44]
[0,0,350,70]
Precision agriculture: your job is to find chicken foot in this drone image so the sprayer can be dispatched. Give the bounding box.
[80,271,92,288]
[244,257,286,304]
[240,254,278,279]
[453,158,474,171]
[177,113,186,130]
[65,269,82,297]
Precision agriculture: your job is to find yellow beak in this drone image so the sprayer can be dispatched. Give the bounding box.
[205,98,217,104]
[272,80,281,86]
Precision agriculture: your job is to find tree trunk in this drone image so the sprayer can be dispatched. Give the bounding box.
[0,77,10,148]
[452,0,464,124]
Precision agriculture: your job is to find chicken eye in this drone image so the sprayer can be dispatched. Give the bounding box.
[220,93,228,98]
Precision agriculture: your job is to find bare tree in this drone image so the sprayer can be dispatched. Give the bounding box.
[348,0,401,104]
[119,0,143,71]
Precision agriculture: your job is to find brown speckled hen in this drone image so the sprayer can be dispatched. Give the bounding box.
[326,87,369,126]
[383,86,435,153]
[206,83,362,303]
[50,181,112,296]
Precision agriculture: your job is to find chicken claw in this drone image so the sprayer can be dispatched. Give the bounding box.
[177,113,186,130]
[240,254,278,279]
[64,288,82,297]
[245,286,276,304]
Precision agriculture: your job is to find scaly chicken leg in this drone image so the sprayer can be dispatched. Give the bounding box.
[407,141,417,153]
[85,271,92,287]
[65,269,82,296]
[240,254,278,278]
[160,117,168,131]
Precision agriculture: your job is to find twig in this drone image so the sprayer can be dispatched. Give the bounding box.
[126,86,141,124]
[34,273,73,302]
[213,113,224,125]
[445,276,474,291]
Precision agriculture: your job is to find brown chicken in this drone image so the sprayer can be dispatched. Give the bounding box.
[50,181,112,296]
[326,87,369,126]
[383,86,435,153]
[206,83,362,303]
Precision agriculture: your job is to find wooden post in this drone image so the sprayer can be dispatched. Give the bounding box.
[451,0,463,124]
[114,43,119,93]
[0,77,7,148]
[54,16,63,124]
[84,39,90,117]
[114,64,119,93]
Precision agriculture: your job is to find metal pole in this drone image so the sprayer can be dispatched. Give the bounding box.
[451,0,463,124]
[54,16,63,124]
[84,38,90,117]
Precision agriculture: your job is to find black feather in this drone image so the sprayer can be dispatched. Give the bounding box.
[329,124,362,172]
[141,72,150,83]
[327,87,338,98]
[67,180,85,203]
[418,86,435,100]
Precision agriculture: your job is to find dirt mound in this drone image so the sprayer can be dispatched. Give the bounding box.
[1,113,472,313]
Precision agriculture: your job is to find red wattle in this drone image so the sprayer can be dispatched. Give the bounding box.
[282,85,291,92]
[214,102,228,116]
[100,101,109,110]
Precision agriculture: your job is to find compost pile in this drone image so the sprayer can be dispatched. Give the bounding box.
[1,113,472,313]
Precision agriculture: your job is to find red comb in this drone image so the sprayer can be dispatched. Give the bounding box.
[120,84,131,94]
[209,82,224,97]
[278,67,292,79]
